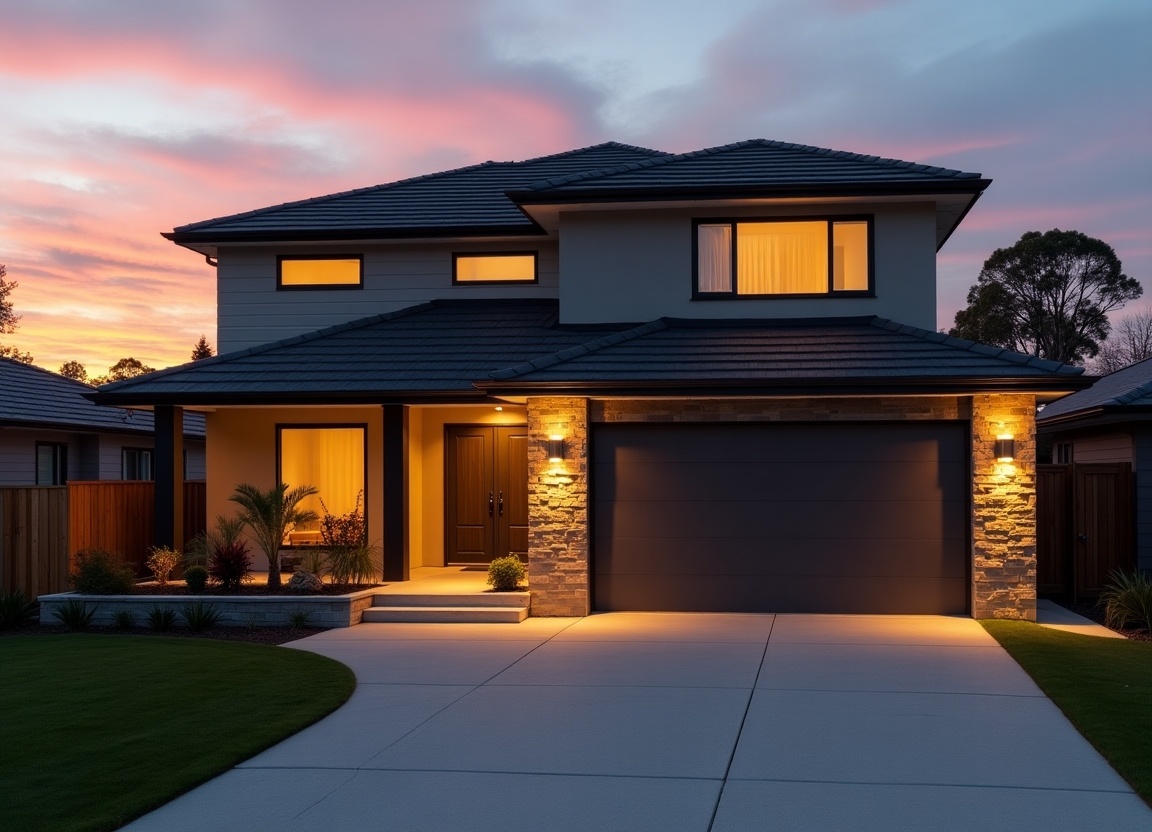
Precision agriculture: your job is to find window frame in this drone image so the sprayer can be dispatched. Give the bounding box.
[35,442,68,485]
[121,447,154,481]
[276,254,364,291]
[275,423,370,544]
[691,215,875,300]
[451,251,539,286]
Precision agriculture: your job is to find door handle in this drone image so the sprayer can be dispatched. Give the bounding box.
[488,491,494,517]
[498,491,504,516]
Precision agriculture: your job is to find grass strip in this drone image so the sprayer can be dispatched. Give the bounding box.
[983,620,1152,804]
[0,635,355,832]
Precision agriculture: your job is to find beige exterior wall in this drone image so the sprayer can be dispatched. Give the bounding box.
[216,241,560,352]
[557,202,938,328]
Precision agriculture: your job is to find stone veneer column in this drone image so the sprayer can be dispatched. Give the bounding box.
[526,397,590,616]
[971,393,1037,620]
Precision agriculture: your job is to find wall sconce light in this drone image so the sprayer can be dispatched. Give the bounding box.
[995,435,1015,462]
[547,435,565,462]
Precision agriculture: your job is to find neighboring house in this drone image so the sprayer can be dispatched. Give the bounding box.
[0,356,206,485]
[93,139,1089,620]
[1038,356,1152,573]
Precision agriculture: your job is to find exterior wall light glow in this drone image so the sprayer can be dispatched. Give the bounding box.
[547,436,565,462]
[995,435,1015,463]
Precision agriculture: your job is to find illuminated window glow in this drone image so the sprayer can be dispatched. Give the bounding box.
[278,257,362,288]
[279,427,366,539]
[697,219,870,296]
[454,253,536,283]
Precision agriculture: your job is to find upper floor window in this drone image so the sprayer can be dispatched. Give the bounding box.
[695,218,871,297]
[453,252,537,284]
[277,256,363,289]
[36,443,67,485]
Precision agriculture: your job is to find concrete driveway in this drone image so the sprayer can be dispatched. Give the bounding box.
[123,614,1151,831]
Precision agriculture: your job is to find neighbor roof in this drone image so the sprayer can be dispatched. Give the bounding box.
[91,301,1087,407]
[1038,357,1152,427]
[0,357,205,436]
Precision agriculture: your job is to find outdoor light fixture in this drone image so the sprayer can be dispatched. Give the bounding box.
[547,436,565,462]
[995,435,1016,463]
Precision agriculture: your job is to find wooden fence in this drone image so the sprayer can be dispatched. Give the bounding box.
[0,487,69,597]
[0,482,207,597]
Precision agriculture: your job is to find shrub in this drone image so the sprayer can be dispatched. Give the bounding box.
[112,609,138,629]
[146,605,177,631]
[300,548,330,578]
[1101,569,1152,632]
[53,599,97,631]
[289,610,311,629]
[208,539,252,591]
[320,492,366,548]
[487,555,527,592]
[328,542,381,585]
[183,565,209,593]
[287,571,324,594]
[71,549,137,595]
[181,601,222,632]
[0,590,37,628]
[184,515,246,568]
[146,546,182,586]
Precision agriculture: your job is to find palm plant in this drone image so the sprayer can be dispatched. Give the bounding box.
[228,482,318,589]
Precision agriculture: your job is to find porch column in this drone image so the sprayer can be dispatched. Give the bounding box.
[971,394,1037,620]
[153,405,184,551]
[382,404,410,582]
[527,397,590,616]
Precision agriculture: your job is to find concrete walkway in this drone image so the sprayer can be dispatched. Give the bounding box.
[123,614,1151,831]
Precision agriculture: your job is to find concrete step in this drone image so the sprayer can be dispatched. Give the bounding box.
[361,605,528,624]
[372,592,530,608]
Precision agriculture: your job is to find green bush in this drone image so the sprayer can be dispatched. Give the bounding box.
[112,609,138,629]
[181,601,222,632]
[207,539,252,591]
[328,542,381,585]
[53,599,97,631]
[487,555,526,592]
[71,549,137,595]
[289,610,311,629]
[183,565,209,593]
[146,606,177,631]
[1101,569,1152,632]
[146,546,182,586]
[0,591,37,628]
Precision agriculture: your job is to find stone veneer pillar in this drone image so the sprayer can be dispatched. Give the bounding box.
[526,397,590,616]
[971,393,1037,620]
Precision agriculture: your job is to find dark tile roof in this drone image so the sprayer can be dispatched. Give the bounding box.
[511,139,987,200]
[1038,357,1152,422]
[483,317,1083,386]
[0,357,205,436]
[165,143,668,244]
[92,302,1085,406]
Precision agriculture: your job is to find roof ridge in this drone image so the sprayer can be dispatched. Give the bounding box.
[516,137,981,193]
[512,141,668,167]
[867,318,1084,375]
[485,319,668,381]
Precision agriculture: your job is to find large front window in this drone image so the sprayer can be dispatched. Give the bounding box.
[696,218,871,296]
[278,426,366,544]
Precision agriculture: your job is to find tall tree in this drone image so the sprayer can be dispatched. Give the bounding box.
[91,357,156,385]
[950,229,1141,365]
[1091,308,1152,375]
[191,335,214,360]
[0,264,33,363]
[59,361,89,382]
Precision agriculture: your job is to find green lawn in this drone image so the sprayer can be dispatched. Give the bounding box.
[983,620,1152,804]
[0,635,355,832]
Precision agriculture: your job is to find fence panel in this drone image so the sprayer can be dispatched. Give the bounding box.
[0,487,69,597]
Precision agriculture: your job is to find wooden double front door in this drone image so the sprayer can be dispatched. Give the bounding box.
[445,426,529,565]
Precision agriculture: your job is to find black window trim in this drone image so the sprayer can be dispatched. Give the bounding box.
[275,423,370,544]
[451,251,539,286]
[121,447,155,481]
[276,254,364,291]
[691,215,875,300]
[35,442,68,486]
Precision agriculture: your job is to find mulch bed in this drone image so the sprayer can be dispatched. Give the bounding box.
[1054,599,1152,642]
[128,583,382,596]
[0,622,324,645]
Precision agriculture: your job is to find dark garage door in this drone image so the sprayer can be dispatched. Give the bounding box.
[592,422,969,614]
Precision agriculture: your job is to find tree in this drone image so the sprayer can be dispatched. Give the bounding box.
[0,264,32,364]
[1090,308,1152,375]
[950,229,1141,365]
[191,335,214,360]
[91,357,156,385]
[228,482,319,589]
[59,361,89,382]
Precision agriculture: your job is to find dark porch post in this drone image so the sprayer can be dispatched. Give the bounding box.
[382,404,410,581]
[153,405,184,550]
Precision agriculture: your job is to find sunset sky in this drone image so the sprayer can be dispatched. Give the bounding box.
[0,0,1148,373]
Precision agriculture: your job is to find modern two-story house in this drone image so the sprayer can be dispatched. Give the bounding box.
[93,139,1089,620]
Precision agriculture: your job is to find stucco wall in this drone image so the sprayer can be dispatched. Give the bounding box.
[557,202,938,327]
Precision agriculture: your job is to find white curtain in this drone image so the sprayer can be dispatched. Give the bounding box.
[697,224,733,292]
[280,428,365,527]
[737,221,827,294]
